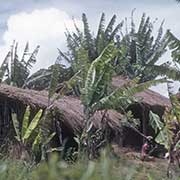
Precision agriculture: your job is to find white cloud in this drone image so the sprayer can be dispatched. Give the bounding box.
[0,8,82,72]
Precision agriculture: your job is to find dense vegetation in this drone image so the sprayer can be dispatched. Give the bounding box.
[0,12,179,179]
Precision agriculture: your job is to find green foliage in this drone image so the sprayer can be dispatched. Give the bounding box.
[57,12,180,88]
[167,30,180,64]
[12,113,21,142]
[115,13,180,83]
[24,68,52,90]
[96,13,105,55]
[22,109,43,143]
[21,106,31,138]
[27,12,180,96]
[80,43,119,156]
[25,64,73,90]
[149,91,179,150]
[80,43,167,159]
[0,41,39,87]
[92,78,167,112]
[48,64,61,102]
[115,13,164,80]
[11,106,57,161]
[149,82,180,174]
[149,111,169,148]
[149,111,164,135]
[82,41,167,113]
[82,13,96,61]
[82,43,117,110]
[147,64,180,80]
[0,160,31,180]
[60,13,122,71]
[0,151,176,180]
[12,106,43,144]
[0,52,11,83]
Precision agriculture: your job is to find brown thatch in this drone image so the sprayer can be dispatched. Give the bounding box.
[0,83,123,135]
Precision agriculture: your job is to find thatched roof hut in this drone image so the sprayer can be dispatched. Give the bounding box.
[0,83,124,148]
[0,76,171,148]
[0,83,123,131]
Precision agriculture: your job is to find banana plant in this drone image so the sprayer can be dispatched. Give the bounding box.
[59,13,123,71]
[149,82,180,176]
[80,43,168,158]
[82,43,167,117]
[115,13,180,83]
[0,52,11,83]
[0,41,40,87]
[12,106,55,160]
[57,13,180,85]
[12,106,43,144]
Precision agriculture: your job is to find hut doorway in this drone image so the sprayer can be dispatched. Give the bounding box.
[122,103,165,150]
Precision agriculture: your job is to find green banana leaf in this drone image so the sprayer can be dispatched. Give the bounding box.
[11,113,21,142]
[21,106,31,138]
[22,109,43,143]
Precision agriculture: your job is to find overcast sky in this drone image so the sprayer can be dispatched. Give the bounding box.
[0,0,180,96]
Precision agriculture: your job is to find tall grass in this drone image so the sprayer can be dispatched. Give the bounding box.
[0,150,177,180]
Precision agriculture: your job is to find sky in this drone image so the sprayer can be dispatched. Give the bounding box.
[0,0,180,96]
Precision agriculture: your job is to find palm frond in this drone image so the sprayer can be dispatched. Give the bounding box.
[48,63,61,103]
[146,31,169,65]
[149,111,171,148]
[109,21,124,41]
[72,17,83,40]
[124,78,167,95]
[24,69,51,90]
[25,45,40,70]
[167,30,180,64]
[152,20,164,51]
[21,42,29,63]
[72,47,90,86]
[82,13,94,48]
[167,82,180,122]
[22,109,43,143]
[58,48,72,64]
[0,51,10,82]
[130,9,136,35]
[82,43,117,108]
[92,78,167,112]
[148,64,180,80]
[11,113,21,141]
[105,15,116,39]
[65,31,78,58]
[96,13,106,54]
[21,106,31,138]
[137,13,146,34]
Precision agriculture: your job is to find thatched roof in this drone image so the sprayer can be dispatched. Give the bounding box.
[0,76,171,135]
[112,76,171,107]
[0,84,123,134]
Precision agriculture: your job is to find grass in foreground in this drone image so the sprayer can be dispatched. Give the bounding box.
[0,150,179,180]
